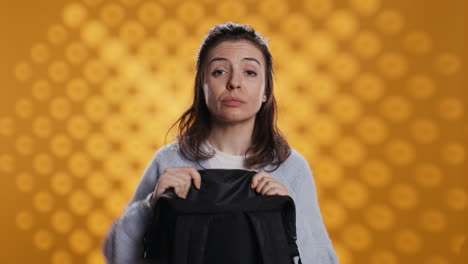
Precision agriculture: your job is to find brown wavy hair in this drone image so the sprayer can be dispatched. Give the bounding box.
[164,22,291,172]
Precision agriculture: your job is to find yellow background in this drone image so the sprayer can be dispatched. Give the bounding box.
[0,0,466,263]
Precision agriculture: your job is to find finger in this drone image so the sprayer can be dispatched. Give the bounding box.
[188,168,202,189]
[268,185,288,196]
[180,167,201,190]
[261,181,285,196]
[265,187,280,196]
[162,168,189,198]
[257,177,275,194]
[167,179,181,197]
[155,179,172,196]
[181,189,189,199]
[251,171,268,188]
[159,178,185,197]
[174,180,187,198]
[156,169,178,195]
[181,180,193,199]
[177,171,194,199]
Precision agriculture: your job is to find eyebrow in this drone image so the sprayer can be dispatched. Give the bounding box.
[208,57,262,66]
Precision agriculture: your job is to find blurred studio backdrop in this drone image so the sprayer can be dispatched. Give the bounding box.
[0,0,466,263]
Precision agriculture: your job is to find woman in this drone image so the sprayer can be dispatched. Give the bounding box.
[103,22,339,264]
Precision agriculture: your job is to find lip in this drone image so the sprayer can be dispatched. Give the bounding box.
[222,100,243,106]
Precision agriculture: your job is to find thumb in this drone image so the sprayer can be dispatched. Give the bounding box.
[251,171,261,188]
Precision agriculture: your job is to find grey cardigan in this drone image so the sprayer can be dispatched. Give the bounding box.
[102,142,339,264]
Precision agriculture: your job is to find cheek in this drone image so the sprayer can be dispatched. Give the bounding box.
[250,81,265,102]
[203,83,212,104]
[203,83,219,107]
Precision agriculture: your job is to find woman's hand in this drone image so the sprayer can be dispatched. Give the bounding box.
[150,167,201,208]
[251,170,289,196]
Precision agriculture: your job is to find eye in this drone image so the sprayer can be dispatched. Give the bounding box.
[246,70,257,76]
[212,69,226,77]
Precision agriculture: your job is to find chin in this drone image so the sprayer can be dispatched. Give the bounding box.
[216,114,256,124]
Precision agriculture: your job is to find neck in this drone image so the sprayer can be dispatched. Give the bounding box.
[207,117,255,156]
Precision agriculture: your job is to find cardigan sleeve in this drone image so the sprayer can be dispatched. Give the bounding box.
[102,150,162,264]
[291,154,339,264]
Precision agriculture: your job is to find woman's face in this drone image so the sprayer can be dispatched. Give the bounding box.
[203,40,266,125]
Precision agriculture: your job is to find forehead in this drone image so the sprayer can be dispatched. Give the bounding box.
[206,40,265,64]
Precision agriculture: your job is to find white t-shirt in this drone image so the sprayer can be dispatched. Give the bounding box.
[202,141,259,172]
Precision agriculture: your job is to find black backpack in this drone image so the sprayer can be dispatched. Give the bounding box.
[143,169,303,264]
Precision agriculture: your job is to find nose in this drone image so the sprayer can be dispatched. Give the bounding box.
[227,70,241,90]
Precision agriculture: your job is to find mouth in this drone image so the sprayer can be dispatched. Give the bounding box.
[222,100,244,106]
